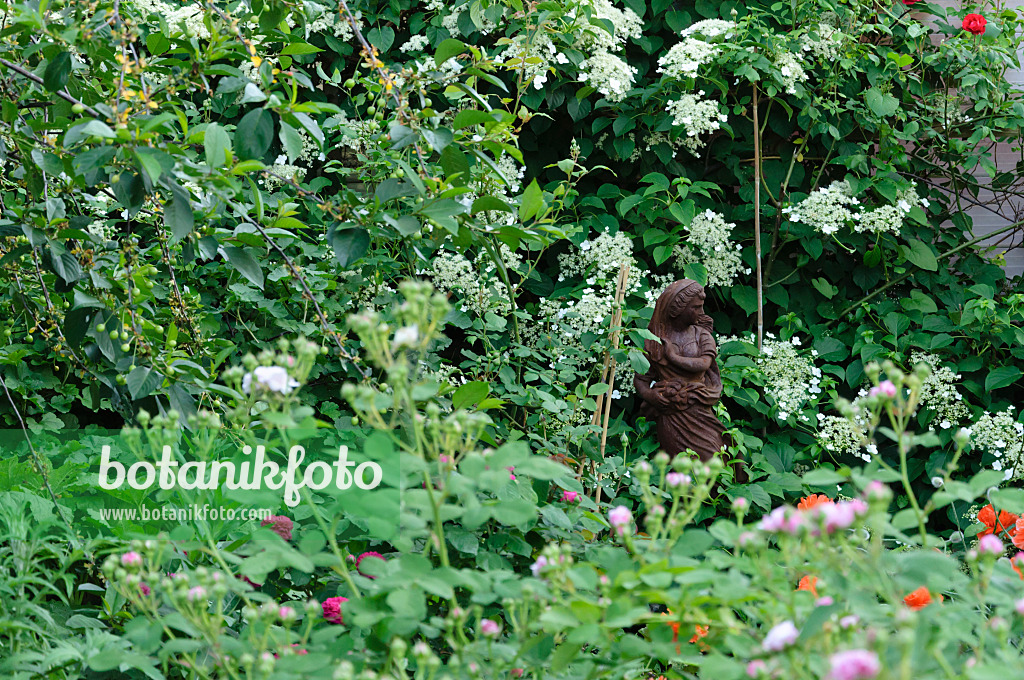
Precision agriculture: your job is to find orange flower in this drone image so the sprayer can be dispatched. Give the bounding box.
[1014,518,1024,550]
[1011,552,1024,579]
[663,617,681,643]
[798,494,833,511]
[904,586,943,610]
[796,575,819,597]
[978,504,1017,539]
[689,624,709,643]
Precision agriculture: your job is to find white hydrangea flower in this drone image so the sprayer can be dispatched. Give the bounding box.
[773,50,808,94]
[657,38,719,79]
[672,210,744,286]
[912,352,971,428]
[665,92,728,153]
[800,23,845,62]
[400,35,431,53]
[970,408,1024,481]
[578,50,638,102]
[680,19,736,38]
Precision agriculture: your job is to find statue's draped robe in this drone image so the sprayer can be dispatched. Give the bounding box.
[639,324,727,461]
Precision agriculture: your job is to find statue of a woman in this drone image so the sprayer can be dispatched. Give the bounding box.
[634,279,738,471]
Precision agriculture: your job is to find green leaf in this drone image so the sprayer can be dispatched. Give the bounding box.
[328,227,370,268]
[864,88,899,118]
[471,196,512,215]
[985,366,1022,392]
[204,123,232,168]
[165,183,194,245]
[904,239,938,271]
[519,179,543,221]
[281,42,322,55]
[367,26,395,52]
[236,109,274,161]
[435,38,468,67]
[731,285,757,315]
[223,245,264,289]
[440,146,470,183]
[989,488,1024,514]
[803,468,844,486]
[43,51,72,92]
[146,32,170,55]
[452,110,493,129]
[279,121,303,164]
[453,381,489,410]
[65,120,116,147]
[126,366,164,400]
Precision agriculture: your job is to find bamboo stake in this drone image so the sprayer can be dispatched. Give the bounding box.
[593,263,630,503]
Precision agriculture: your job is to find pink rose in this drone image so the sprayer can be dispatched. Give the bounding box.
[261,515,294,541]
[322,596,348,625]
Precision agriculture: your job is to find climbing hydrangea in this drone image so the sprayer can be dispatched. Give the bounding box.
[783,182,927,236]
[968,407,1023,481]
[782,181,858,235]
[911,352,970,429]
[665,92,728,153]
[672,210,748,286]
[800,23,846,62]
[578,51,638,102]
[657,38,720,79]
[773,50,809,94]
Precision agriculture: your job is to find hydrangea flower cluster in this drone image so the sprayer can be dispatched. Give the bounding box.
[783,181,927,236]
[753,334,822,420]
[816,415,862,457]
[911,352,970,428]
[681,19,736,38]
[304,6,360,41]
[578,51,638,102]
[657,38,720,79]
[400,35,430,53]
[969,407,1023,480]
[575,0,644,52]
[672,209,748,286]
[557,230,640,293]
[427,248,512,316]
[781,181,859,235]
[800,23,846,62]
[773,51,809,94]
[665,92,728,153]
[498,31,566,90]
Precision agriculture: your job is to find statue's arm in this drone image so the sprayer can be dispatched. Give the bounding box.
[634,371,656,401]
[665,341,712,373]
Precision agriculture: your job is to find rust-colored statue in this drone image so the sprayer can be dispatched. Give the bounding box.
[634,279,739,473]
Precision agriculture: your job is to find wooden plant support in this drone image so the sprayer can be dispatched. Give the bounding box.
[581,262,630,503]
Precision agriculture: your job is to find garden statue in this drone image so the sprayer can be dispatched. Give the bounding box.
[634,279,746,479]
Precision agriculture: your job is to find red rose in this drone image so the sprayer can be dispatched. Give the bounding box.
[902,0,919,5]
[962,13,987,35]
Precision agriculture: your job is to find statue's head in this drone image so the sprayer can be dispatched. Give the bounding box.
[654,279,706,331]
[645,279,713,361]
